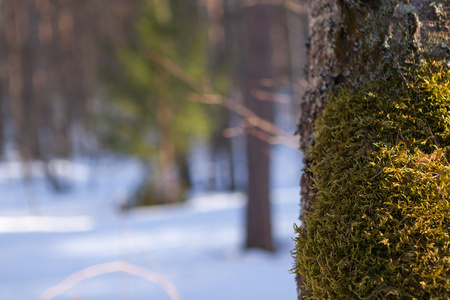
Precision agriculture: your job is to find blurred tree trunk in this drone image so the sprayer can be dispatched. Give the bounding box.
[242,4,275,252]
[177,153,192,191]
[4,0,39,161]
[297,0,450,298]
[210,114,236,191]
[0,0,94,163]
[131,100,185,207]
[156,101,181,204]
[0,14,7,155]
[204,0,236,192]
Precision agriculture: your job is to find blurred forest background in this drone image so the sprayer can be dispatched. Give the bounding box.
[0,0,307,252]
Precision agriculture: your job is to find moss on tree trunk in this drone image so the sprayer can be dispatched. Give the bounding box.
[296,0,450,298]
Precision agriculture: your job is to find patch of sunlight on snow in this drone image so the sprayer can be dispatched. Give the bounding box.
[188,192,245,212]
[0,215,94,233]
[47,159,90,182]
[0,161,27,181]
[0,158,90,182]
[55,234,122,258]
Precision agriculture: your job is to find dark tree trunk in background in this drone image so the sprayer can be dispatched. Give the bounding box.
[156,101,181,204]
[0,0,98,164]
[0,19,6,155]
[204,0,237,192]
[297,0,450,298]
[211,113,236,191]
[242,4,275,252]
[0,0,134,160]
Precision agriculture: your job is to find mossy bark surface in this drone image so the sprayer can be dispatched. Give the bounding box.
[296,0,450,298]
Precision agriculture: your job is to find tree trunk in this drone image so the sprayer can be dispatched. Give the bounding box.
[0,13,6,155]
[5,0,40,161]
[157,101,181,204]
[242,4,275,252]
[1,0,96,167]
[131,101,183,207]
[297,0,450,298]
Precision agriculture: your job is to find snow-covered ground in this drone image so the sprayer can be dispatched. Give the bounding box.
[0,156,301,300]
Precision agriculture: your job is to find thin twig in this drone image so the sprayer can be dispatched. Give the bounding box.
[41,261,183,300]
[144,50,295,146]
[144,50,204,93]
[435,182,448,198]
[395,62,420,93]
[427,124,439,146]
[430,171,450,179]
[398,128,406,145]
[250,88,289,103]
[242,0,308,14]
[225,125,299,149]
[425,125,450,165]
[371,169,382,180]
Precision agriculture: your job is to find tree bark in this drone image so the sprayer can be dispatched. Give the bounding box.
[242,4,275,252]
[0,0,102,160]
[297,0,450,298]
[157,101,181,204]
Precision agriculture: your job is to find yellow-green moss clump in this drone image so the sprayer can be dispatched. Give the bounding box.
[293,60,450,299]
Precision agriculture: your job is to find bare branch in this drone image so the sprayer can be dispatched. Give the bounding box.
[144,50,296,148]
[250,88,289,103]
[242,0,308,14]
[246,127,299,149]
[143,50,206,93]
[223,125,299,149]
[41,261,183,300]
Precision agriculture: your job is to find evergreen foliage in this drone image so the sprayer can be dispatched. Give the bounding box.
[293,60,450,299]
[96,0,211,158]
[94,0,215,204]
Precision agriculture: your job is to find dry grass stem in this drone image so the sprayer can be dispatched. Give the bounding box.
[41,261,182,300]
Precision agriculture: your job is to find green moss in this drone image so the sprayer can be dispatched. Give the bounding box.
[293,60,450,299]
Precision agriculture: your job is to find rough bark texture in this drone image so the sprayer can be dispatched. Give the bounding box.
[297,0,450,298]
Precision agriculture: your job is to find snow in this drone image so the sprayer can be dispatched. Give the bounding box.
[0,156,301,300]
